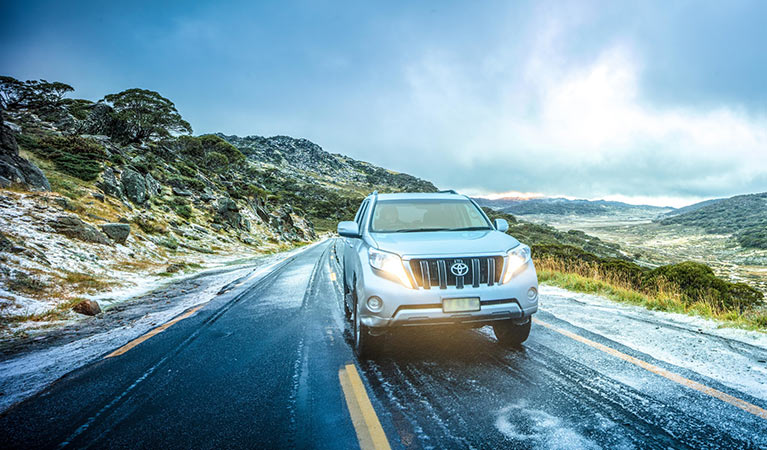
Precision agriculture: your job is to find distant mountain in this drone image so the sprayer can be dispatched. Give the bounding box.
[661,198,723,218]
[658,192,767,249]
[474,197,672,217]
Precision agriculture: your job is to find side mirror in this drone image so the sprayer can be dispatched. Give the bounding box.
[337,221,361,238]
[494,218,509,233]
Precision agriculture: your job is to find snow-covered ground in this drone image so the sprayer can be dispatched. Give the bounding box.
[0,189,303,335]
[0,242,321,412]
[539,285,767,400]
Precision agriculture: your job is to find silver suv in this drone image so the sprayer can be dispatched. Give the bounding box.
[338,191,538,357]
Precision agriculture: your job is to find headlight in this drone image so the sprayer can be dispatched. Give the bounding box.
[368,248,413,288]
[502,244,531,284]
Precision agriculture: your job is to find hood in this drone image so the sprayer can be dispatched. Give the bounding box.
[369,230,520,257]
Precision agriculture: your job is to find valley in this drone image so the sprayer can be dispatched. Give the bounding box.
[518,212,767,294]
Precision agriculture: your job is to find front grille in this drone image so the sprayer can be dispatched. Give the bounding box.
[409,256,504,289]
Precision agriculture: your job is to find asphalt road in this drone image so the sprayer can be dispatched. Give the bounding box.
[1,240,765,449]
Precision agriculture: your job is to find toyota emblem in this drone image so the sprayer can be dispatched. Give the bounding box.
[450,261,469,277]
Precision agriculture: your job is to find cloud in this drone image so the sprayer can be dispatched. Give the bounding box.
[377,19,767,205]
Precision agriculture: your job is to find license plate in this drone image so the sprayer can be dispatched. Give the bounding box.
[442,297,480,313]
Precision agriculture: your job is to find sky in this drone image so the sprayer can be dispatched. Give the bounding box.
[2,0,766,207]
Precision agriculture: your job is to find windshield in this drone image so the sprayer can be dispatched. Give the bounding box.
[370,199,492,232]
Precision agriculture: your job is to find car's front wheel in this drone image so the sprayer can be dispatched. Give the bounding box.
[352,290,379,359]
[493,319,531,347]
[342,270,352,319]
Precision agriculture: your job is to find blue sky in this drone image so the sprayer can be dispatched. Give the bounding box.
[2,0,766,206]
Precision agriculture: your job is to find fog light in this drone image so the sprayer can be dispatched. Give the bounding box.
[366,296,383,312]
[527,287,538,300]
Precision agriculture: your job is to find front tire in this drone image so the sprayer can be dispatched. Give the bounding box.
[353,291,379,359]
[493,319,531,347]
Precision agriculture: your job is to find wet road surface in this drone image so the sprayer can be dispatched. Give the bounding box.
[1,240,765,449]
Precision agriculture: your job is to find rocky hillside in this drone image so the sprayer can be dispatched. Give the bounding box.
[658,192,767,249]
[0,77,436,336]
[218,134,437,230]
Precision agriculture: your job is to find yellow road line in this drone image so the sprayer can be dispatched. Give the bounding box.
[339,364,392,450]
[104,305,205,358]
[330,272,337,281]
[533,318,767,420]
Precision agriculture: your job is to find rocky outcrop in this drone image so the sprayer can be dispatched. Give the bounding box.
[120,168,162,205]
[145,173,161,197]
[72,299,101,316]
[0,113,50,191]
[100,223,131,244]
[48,215,111,245]
[121,168,148,204]
[215,197,247,230]
[97,167,123,199]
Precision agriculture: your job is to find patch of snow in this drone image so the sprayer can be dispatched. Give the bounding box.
[539,285,767,400]
[0,242,321,412]
[495,400,602,450]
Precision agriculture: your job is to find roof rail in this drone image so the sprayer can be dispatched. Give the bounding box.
[438,189,459,194]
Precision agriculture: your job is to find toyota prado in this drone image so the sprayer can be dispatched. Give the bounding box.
[338,190,539,357]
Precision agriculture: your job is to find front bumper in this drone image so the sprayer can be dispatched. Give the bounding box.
[357,260,539,329]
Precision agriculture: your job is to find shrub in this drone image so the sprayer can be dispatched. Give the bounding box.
[178,135,204,158]
[158,236,179,250]
[166,175,205,192]
[177,162,198,178]
[174,204,192,219]
[644,262,763,311]
[206,151,229,171]
[33,135,106,181]
[198,134,245,164]
[133,216,167,234]
[169,198,193,220]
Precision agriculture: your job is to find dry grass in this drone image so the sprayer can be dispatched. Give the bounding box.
[61,271,113,294]
[535,257,767,332]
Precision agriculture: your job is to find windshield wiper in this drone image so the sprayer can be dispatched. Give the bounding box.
[389,227,450,233]
[444,226,493,231]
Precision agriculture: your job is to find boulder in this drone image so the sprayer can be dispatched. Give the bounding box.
[97,167,123,199]
[48,215,111,245]
[72,299,101,316]
[121,168,148,204]
[0,113,50,191]
[145,173,162,197]
[100,223,131,244]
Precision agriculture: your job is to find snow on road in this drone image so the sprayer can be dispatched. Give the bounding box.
[539,285,767,400]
